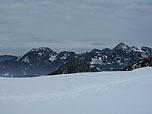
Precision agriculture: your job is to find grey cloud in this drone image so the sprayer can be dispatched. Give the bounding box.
[0,0,152,55]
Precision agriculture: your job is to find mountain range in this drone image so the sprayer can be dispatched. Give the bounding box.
[0,42,152,77]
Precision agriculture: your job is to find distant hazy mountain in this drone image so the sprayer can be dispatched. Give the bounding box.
[0,42,152,77]
[124,56,152,71]
[49,59,100,75]
[0,55,17,63]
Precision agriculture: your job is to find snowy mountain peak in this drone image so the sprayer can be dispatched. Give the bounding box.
[25,47,57,58]
[20,47,57,64]
[30,47,56,53]
[113,42,129,51]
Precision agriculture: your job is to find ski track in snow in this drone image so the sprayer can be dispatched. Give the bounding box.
[0,71,151,104]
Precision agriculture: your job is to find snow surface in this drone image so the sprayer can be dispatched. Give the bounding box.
[0,67,152,114]
[90,57,103,65]
[49,55,56,62]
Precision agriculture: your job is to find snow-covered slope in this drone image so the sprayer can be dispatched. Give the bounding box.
[0,68,152,114]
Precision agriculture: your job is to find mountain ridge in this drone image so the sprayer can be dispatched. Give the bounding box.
[49,59,100,75]
[123,56,152,71]
[0,42,151,77]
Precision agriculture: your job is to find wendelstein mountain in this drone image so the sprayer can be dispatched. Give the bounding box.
[0,42,152,77]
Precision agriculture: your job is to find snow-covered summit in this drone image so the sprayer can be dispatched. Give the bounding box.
[113,42,129,51]
[29,47,56,54]
[113,42,141,53]
[21,47,57,62]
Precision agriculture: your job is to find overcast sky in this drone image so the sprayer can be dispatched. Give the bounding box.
[0,0,152,55]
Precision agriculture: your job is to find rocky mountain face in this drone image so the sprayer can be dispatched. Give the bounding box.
[83,42,147,71]
[0,43,151,77]
[124,56,152,71]
[0,47,78,77]
[141,46,152,56]
[49,59,100,75]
